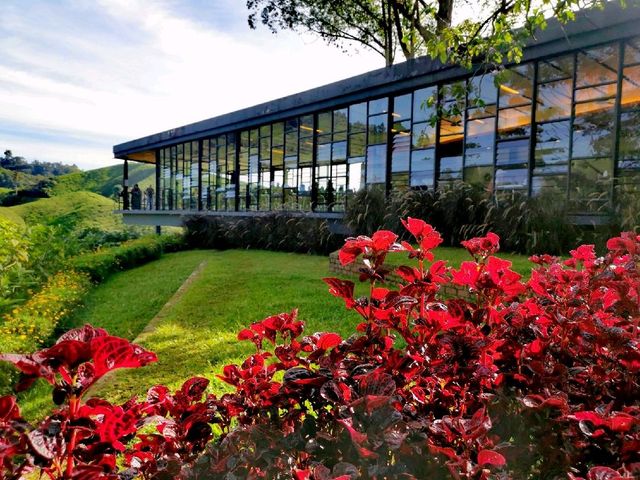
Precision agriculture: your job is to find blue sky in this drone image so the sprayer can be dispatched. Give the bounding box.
[0,0,381,170]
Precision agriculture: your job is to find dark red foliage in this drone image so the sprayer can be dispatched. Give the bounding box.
[1,222,639,479]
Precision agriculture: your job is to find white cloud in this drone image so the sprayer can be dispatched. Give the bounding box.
[0,0,381,169]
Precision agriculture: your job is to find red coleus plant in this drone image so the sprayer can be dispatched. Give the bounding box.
[1,220,639,480]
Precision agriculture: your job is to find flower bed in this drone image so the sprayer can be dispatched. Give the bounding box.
[1,219,638,479]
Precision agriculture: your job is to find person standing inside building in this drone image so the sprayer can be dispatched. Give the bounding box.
[131,184,142,210]
[145,185,154,210]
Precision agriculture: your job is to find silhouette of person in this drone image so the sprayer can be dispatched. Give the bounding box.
[145,185,154,210]
[131,184,142,210]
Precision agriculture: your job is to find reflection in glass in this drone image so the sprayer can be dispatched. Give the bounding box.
[413,86,436,122]
[366,145,386,184]
[349,103,367,131]
[495,168,528,190]
[369,98,388,115]
[498,106,532,139]
[468,73,498,105]
[410,149,434,187]
[368,114,388,144]
[576,45,618,88]
[537,79,572,121]
[569,157,613,212]
[535,120,570,168]
[465,108,495,166]
[412,122,436,148]
[622,65,640,108]
[497,139,529,167]
[572,102,615,158]
[393,94,412,120]
[497,64,534,107]
[619,109,640,161]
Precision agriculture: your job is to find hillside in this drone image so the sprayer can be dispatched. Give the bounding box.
[1,191,124,231]
[49,163,155,198]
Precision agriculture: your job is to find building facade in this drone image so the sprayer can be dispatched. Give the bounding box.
[114,3,640,226]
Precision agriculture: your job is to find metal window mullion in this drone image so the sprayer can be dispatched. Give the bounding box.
[528,61,540,197]
[612,40,625,206]
[234,132,240,212]
[197,140,203,211]
[311,113,318,211]
[386,97,394,196]
[567,51,579,206]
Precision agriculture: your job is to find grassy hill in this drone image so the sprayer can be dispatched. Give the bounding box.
[0,191,123,231]
[49,163,155,198]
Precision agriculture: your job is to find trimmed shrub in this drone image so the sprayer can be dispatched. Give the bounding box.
[69,234,185,282]
[183,213,344,254]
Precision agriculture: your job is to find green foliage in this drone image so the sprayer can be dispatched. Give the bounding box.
[69,234,185,282]
[48,163,155,198]
[247,0,608,68]
[184,213,344,254]
[0,219,31,310]
[0,270,91,392]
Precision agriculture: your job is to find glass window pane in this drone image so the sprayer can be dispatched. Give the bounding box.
[497,139,529,167]
[318,112,332,134]
[536,79,572,121]
[464,165,494,189]
[535,120,570,169]
[348,159,365,193]
[538,55,574,82]
[622,64,640,108]
[411,149,435,187]
[465,111,495,166]
[498,106,532,139]
[334,109,348,132]
[469,73,498,105]
[349,133,366,157]
[300,116,314,135]
[413,86,436,122]
[624,38,640,65]
[572,100,615,158]
[532,175,566,197]
[439,156,463,180]
[393,94,412,120]
[576,44,619,88]
[569,157,613,212]
[368,114,387,144]
[272,122,284,146]
[332,141,347,161]
[369,97,388,115]
[349,103,367,132]
[366,145,386,184]
[619,109,640,160]
[495,168,528,190]
[498,64,534,107]
[412,122,436,149]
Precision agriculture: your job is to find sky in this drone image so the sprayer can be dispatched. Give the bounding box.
[0,0,382,170]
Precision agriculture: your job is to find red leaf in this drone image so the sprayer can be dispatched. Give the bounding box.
[477,449,506,466]
[317,333,342,350]
[91,336,157,380]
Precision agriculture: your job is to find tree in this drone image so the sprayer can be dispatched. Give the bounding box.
[246,0,613,68]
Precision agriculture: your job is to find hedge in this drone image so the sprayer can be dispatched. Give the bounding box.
[69,234,185,282]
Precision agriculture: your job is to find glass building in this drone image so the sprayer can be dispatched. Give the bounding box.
[114,3,640,226]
